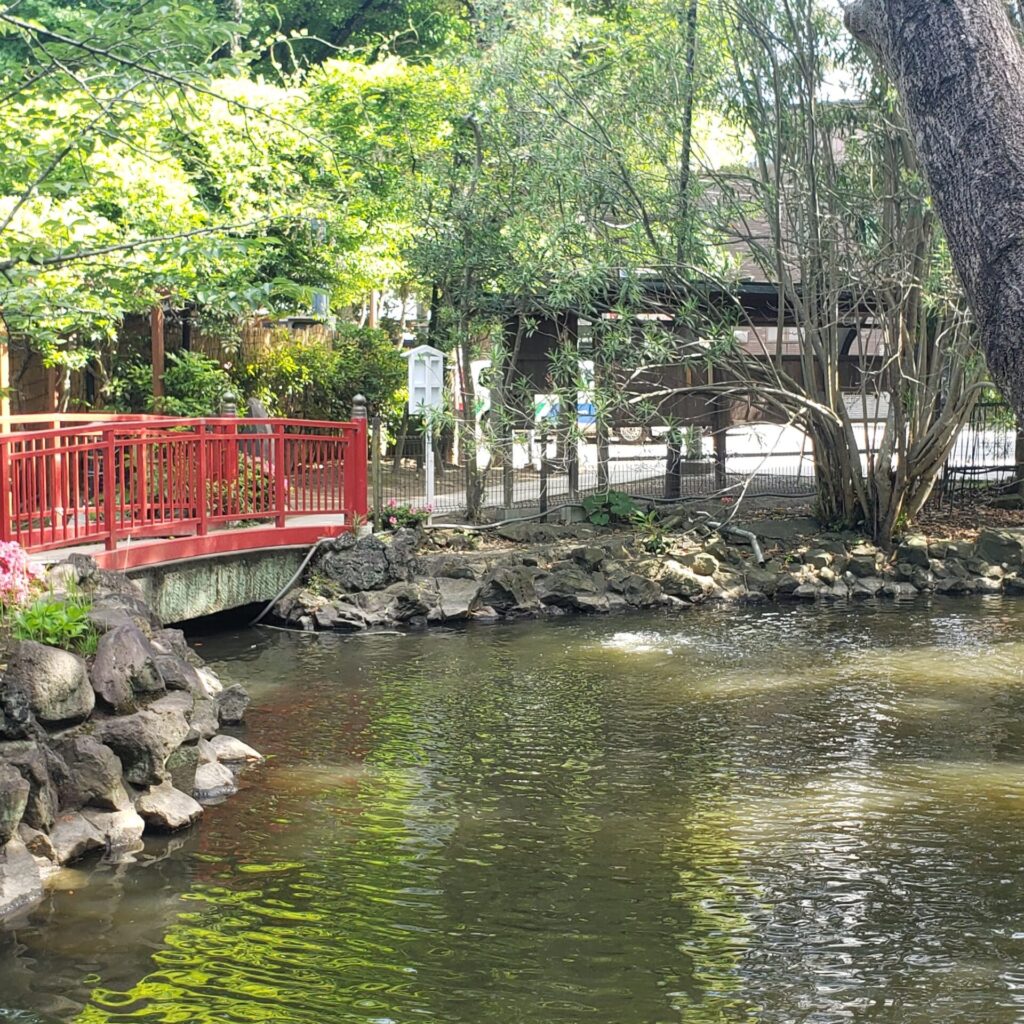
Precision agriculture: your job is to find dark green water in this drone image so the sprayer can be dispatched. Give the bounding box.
[4,600,1024,1023]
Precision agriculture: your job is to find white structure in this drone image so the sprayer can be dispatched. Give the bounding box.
[404,345,445,416]
[403,345,445,517]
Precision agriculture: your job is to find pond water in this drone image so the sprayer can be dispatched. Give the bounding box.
[4,600,1024,1023]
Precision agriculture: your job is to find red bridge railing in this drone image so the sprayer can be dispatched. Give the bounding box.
[0,413,368,569]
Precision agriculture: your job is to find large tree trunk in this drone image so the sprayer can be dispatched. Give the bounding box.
[845,0,1024,416]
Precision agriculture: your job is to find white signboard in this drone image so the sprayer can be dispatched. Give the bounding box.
[404,345,445,416]
[402,345,445,522]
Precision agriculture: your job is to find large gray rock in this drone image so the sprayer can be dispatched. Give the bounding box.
[216,685,250,726]
[0,838,43,918]
[87,606,141,636]
[680,551,719,577]
[415,553,482,580]
[0,764,29,845]
[377,581,439,622]
[98,706,191,786]
[0,682,36,740]
[804,548,834,569]
[88,592,160,634]
[847,545,883,578]
[165,744,199,794]
[477,566,541,616]
[148,690,194,719]
[386,528,420,571]
[534,567,608,612]
[18,823,56,862]
[659,560,715,601]
[80,806,145,852]
[4,641,94,724]
[895,535,931,568]
[349,591,394,627]
[194,667,223,698]
[55,736,129,811]
[194,761,237,801]
[49,811,105,863]
[352,579,444,625]
[1004,573,1024,594]
[150,627,191,661]
[606,567,663,608]
[153,653,203,694]
[314,600,368,631]
[208,734,263,764]
[90,625,164,710]
[1,741,61,831]
[570,545,608,571]
[319,531,418,591]
[741,566,781,597]
[136,781,203,831]
[935,575,976,594]
[852,577,885,599]
[974,528,1024,568]
[429,578,482,621]
[190,698,220,740]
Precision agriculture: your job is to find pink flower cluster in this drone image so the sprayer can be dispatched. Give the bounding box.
[0,541,42,608]
[382,497,433,529]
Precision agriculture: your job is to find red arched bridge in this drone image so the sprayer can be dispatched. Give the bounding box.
[0,411,368,570]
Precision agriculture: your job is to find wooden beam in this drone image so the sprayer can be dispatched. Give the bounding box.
[151,303,165,407]
[0,332,9,428]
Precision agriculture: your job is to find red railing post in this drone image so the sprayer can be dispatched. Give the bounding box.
[0,438,11,543]
[348,395,369,522]
[274,422,287,528]
[103,424,117,550]
[352,418,369,519]
[197,422,209,537]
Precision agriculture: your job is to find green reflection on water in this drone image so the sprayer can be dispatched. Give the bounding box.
[0,600,1017,1024]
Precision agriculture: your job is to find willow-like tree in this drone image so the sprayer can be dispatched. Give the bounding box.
[698,0,984,542]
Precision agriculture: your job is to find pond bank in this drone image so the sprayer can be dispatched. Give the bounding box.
[0,557,261,919]
[6,510,1023,919]
[275,515,1024,630]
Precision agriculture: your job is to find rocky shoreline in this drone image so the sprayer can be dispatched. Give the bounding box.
[0,556,261,920]
[276,516,1024,630]
[6,513,1021,920]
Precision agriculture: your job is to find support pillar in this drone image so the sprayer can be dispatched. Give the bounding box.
[151,303,165,408]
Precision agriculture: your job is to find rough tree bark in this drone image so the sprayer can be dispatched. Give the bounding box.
[844,0,1024,417]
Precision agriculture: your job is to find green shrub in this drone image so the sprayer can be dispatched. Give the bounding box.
[12,592,98,655]
[581,490,637,526]
[109,351,232,417]
[160,351,233,415]
[233,325,405,423]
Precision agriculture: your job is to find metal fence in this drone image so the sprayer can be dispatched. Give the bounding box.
[937,400,1019,507]
[370,401,1022,522]
[370,419,816,522]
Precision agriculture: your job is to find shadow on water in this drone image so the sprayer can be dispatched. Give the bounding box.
[3,599,1024,1022]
